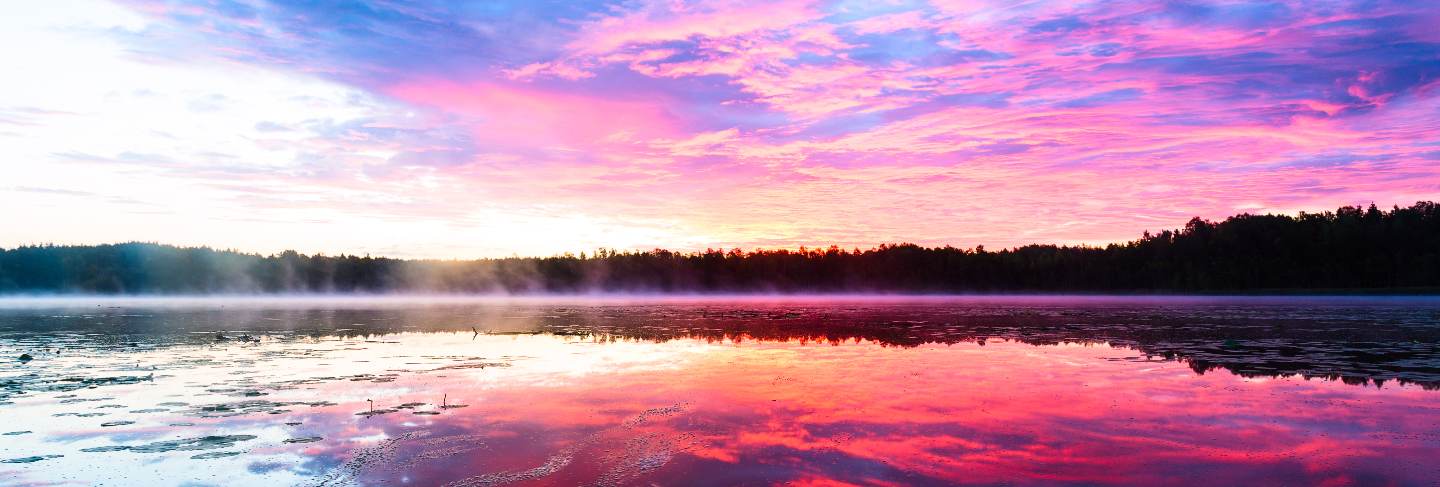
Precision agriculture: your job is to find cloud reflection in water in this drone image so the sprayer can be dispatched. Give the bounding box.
[0,298,1436,485]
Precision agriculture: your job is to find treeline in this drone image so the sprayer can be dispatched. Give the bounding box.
[2,202,1438,294]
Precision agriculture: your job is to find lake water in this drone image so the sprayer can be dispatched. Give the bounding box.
[1,296,1438,486]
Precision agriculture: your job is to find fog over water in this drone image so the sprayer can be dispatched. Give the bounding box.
[4,293,1438,306]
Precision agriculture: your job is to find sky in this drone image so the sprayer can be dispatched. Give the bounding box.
[2,0,1439,259]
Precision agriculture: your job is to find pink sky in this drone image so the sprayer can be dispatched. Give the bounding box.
[2,1,1439,257]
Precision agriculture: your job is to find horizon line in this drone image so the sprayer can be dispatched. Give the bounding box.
[5,201,1423,260]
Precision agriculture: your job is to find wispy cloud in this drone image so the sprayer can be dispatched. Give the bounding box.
[2,0,1438,256]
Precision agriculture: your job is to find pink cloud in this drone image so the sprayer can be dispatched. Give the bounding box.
[29,0,1439,257]
[566,0,820,55]
[384,80,682,151]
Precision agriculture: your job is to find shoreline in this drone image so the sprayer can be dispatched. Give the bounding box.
[1,292,1437,309]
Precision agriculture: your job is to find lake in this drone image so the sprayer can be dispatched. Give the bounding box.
[1,296,1438,486]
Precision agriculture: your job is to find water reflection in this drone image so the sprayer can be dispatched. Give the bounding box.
[6,296,1438,388]
[1,297,1438,485]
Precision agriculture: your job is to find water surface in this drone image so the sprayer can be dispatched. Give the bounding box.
[1,296,1438,486]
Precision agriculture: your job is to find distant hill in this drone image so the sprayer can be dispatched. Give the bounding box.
[2,202,1438,294]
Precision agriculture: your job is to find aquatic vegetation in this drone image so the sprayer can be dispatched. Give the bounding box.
[355,409,397,417]
[0,298,1436,485]
[3,454,63,463]
[82,435,259,454]
[190,451,241,460]
[187,399,336,418]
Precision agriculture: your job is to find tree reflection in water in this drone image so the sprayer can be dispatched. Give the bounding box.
[0,296,1436,485]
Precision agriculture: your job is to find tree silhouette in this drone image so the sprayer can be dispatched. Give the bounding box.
[1,202,1437,294]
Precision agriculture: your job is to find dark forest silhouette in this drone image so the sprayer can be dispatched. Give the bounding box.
[2,202,1438,294]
